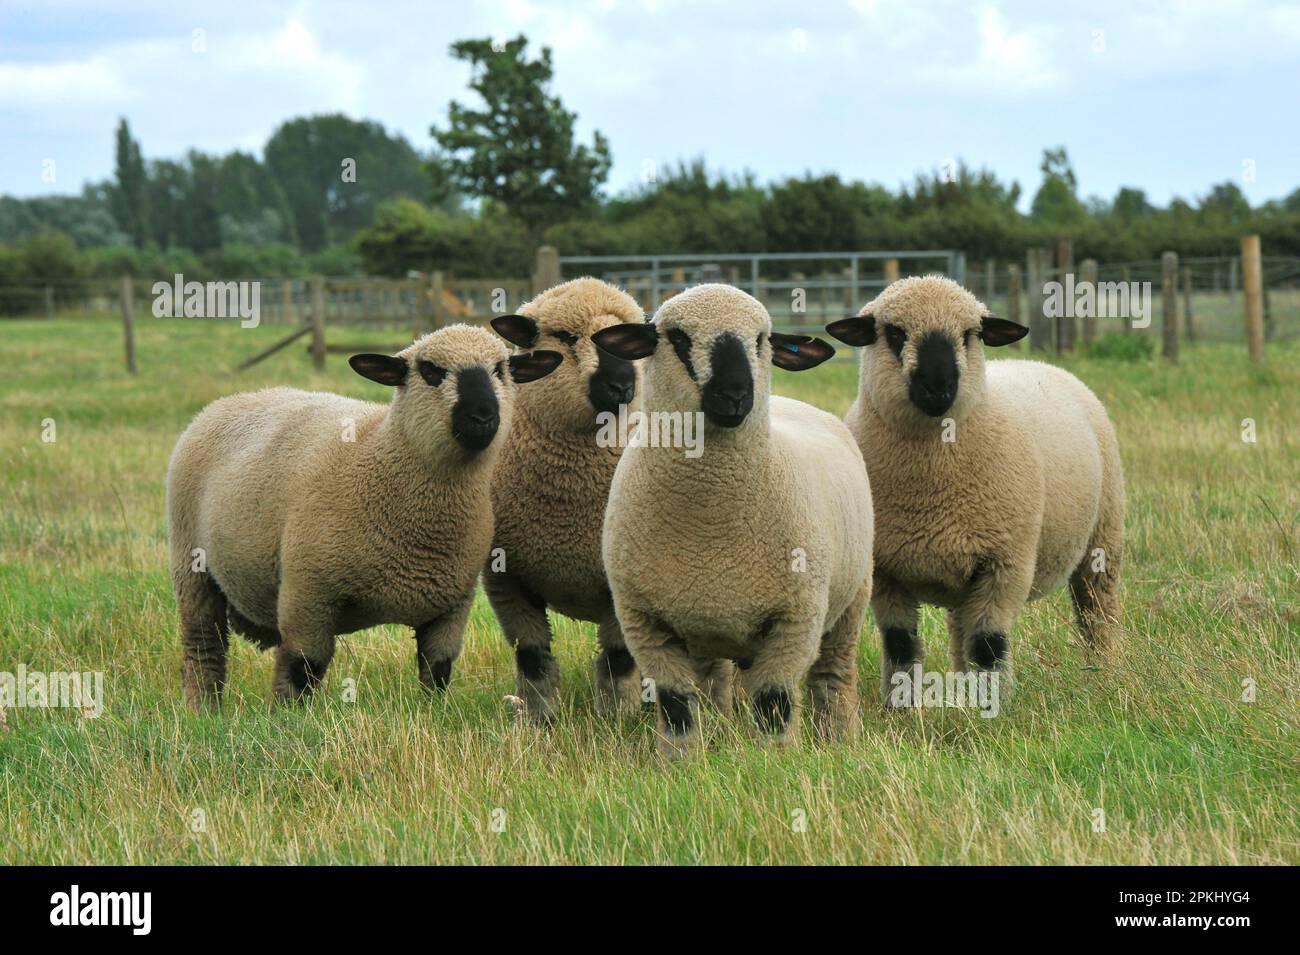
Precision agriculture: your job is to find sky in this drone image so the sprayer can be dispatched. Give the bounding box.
[1,0,1298,209]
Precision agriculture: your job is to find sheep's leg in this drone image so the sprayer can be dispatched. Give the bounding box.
[483,569,558,724]
[1069,515,1123,659]
[272,594,335,703]
[693,658,735,715]
[178,571,230,711]
[617,606,705,760]
[952,558,1032,699]
[593,612,642,715]
[415,590,475,692]
[736,615,820,748]
[807,578,870,741]
[872,574,923,708]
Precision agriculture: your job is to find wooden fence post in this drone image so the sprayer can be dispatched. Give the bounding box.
[120,275,137,374]
[282,279,293,325]
[1121,266,1132,333]
[883,258,899,285]
[1027,248,1051,351]
[533,245,561,295]
[1054,235,1075,352]
[310,277,326,370]
[1242,234,1264,363]
[44,285,55,320]
[1006,263,1022,350]
[1181,265,1195,342]
[430,271,445,330]
[1161,252,1179,362]
[1080,258,1098,346]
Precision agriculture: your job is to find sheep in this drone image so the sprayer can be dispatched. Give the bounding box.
[485,278,648,724]
[594,283,874,758]
[166,324,562,709]
[825,275,1124,705]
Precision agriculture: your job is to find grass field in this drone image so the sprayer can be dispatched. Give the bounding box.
[1,314,1296,865]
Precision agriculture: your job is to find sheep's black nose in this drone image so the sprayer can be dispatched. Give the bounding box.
[701,333,754,428]
[909,333,958,418]
[588,348,636,415]
[452,367,500,451]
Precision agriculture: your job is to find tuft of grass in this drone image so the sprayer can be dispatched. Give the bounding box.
[1,315,1296,864]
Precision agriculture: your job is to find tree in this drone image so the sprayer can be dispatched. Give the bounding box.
[1030,146,1087,226]
[110,118,149,248]
[265,114,428,251]
[432,35,612,247]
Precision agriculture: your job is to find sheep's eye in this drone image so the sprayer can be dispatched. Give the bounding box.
[666,328,695,378]
[493,361,505,381]
[883,324,907,359]
[553,330,578,347]
[418,361,447,387]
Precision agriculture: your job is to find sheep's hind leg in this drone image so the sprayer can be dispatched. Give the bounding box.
[1069,522,1123,659]
[872,574,923,708]
[807,578,870,741]
[484,569,558,724]
[178,572,230,711]
[415,589,475,692]
[593,612,642,715]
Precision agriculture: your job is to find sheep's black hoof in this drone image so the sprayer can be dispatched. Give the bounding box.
[883,627,920,666]
[286,655,326,696]
[753,687,792,735]
[969,632,1008,669]
[419,656,454,691]
[658,688,697,736]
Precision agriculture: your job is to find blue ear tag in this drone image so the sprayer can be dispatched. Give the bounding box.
[783,342,799,353]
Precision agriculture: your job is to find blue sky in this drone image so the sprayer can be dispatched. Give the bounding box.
[2,0,1297,208]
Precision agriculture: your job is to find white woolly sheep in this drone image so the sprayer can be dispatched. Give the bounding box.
[485,278,648,723]
[826,275,1124,704]
[595,284,874,758]
[166,324,561,708]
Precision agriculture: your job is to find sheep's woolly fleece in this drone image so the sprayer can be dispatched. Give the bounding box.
[167,324,513,707]
[485,277,647,720]
[602,284,874,753]
[840,276,1124,699]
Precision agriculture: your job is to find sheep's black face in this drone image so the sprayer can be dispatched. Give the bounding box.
[451,366,500,451]
[700,332,753,428]
[909,332,959,417]
[587,345,637,415]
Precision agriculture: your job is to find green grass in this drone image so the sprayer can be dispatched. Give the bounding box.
[1,315,1296,864]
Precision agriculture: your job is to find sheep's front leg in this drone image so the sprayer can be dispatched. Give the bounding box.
[951,558,1033,700]
[737,615,821,748]
[483,568,557,724]
[617,606,705,760]
[415,589,475,692]
[872,573,923,708]
[272,595,336,703]
[807,578,870,741]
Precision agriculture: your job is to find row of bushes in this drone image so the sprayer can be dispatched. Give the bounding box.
[0,230,363,315]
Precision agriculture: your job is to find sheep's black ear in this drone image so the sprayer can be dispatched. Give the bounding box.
[770,333,835,371]
[491,314,539,348]
[592,323,659,360]
[349,354,408,386]
[508,350,563,383]
[825,313,876,346]
[980,316,1029,346]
